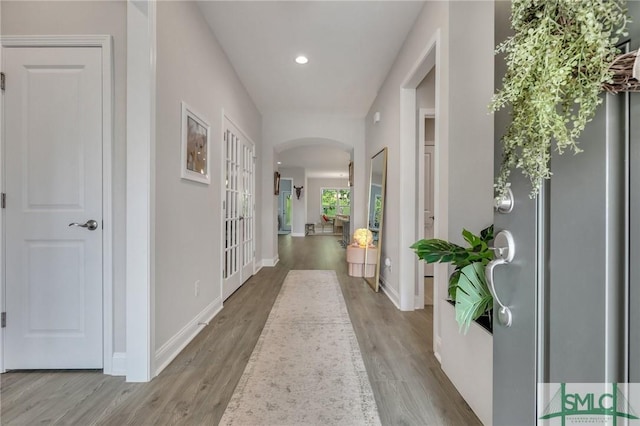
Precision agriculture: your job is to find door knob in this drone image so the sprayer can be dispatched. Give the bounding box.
[69,219,98,231]
[495,187,514,213]
[486,230,515,327]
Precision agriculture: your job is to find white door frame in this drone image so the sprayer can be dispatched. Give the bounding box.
[126,0,156,382]
[0,35,114,374]
[398,29,447,359]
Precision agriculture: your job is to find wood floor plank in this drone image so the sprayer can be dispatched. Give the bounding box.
[1,235,481,425]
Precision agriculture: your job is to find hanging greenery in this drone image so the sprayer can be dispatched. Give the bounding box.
[491,0,629,198]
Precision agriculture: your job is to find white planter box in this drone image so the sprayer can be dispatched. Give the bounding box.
[439,301,493,425]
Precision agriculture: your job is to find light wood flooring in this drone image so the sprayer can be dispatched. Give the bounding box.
[1,235,481,425]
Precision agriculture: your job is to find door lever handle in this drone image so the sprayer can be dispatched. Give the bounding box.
[486,230,515,327]
[69,219,98,231]
[486,258,512,327]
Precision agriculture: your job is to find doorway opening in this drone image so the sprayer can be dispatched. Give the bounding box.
[274,138,352,243]
[278,178,293,235]
[398,30,446,359]
[418,107,436,307]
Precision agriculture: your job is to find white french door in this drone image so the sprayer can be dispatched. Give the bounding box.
[223,118,255,300]
[4,46,104,369]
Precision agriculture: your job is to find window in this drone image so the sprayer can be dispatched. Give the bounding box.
[321,188,350,217]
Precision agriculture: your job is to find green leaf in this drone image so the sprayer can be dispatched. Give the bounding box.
[410,239,468,265]
[448,270,460,300]
[480,225,494,243]
[462,229,482,248]
[454,263,493,335]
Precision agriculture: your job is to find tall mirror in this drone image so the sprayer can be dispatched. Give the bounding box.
[364,147,388,291]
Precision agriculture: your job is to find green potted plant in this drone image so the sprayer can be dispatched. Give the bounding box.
[491,0,630,198]
[411,225,494,334]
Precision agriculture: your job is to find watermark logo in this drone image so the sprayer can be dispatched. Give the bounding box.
[538,383,640,425]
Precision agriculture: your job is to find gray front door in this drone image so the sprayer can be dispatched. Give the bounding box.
[492,2,640,424]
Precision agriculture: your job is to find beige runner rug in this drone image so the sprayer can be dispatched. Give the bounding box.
[220,270,381,426]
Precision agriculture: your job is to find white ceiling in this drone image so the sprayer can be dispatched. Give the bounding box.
[198,1,425,116]
[198,1,425,177]
[277,145,350,179]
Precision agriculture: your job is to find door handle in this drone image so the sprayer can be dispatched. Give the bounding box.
[486,230,515,327]
[69,219,98,231]
[495,187,514,214]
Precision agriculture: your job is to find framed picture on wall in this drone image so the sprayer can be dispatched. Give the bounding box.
[274,171,281,195]
[181,102,211,184]
[348,161,354,187]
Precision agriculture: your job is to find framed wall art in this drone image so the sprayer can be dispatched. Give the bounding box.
[181,102,211,184]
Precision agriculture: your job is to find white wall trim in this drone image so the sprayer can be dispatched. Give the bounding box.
[434,336,442,363]
[432,49,447,359]
[291,232,306,237]
[126,0,156,382]
[0,34,115,375]
[254,263,263,275]
[262,257,279,268]
[155,297,222,376]
[111,352,127,376]
[379,276,401,310]
[398,30,441,312]
[1,35,114,47]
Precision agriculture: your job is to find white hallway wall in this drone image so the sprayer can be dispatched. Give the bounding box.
[154,0,262,369]
[364,1,494,424]
[261,112,365,265]
[2,0,129,357]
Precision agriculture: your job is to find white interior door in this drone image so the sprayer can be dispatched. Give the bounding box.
[4,47,103,369]
[223,119,255,300]
[424,144,435,277]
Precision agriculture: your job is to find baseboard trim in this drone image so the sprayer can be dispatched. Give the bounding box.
[154,297,223,377]
[261,257,279,267]
[379,275,401,310]
[254,261,263,274]
[291,232,305,237]
[111,352,127,376]
[434,336,442,363]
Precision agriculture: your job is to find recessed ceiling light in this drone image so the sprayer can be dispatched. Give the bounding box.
[277,161,282,165]
[295,55,309,65]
